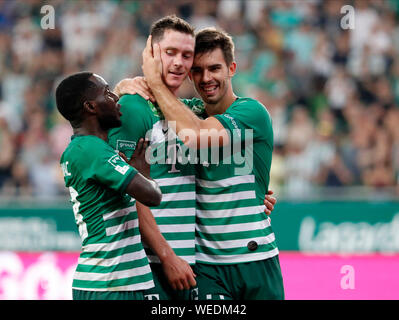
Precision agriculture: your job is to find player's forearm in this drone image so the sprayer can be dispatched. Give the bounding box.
[126,173,161,207]
[151,82,202,137]
[136,202,175,263]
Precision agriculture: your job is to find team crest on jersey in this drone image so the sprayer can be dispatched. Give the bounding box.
[108,154,130,175]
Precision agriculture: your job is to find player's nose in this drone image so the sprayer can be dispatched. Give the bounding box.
[202,69,212,82]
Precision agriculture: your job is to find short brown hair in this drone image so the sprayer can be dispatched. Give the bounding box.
[195,27,235,66]
[150,15,195,43]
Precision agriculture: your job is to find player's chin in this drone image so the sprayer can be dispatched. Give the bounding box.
[113,118,122,128]
[101,117,122,130]
[165,75,185,88]
[200,94,219,104]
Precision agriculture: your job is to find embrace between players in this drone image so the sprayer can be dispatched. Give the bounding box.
[56,15,284,300]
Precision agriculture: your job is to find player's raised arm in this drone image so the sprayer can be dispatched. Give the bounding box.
[136,201,196,290]
[113,77,155,102]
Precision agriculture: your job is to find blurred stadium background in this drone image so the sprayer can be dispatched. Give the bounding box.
[0,0,398,300]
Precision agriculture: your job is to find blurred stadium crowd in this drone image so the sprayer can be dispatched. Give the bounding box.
[0,0,398,200]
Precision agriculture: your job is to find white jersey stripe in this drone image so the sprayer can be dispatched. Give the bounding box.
[72,280,154,292]
[74,264,152,282]
[196,175,255,188]
[196,218,271,234]
[78,249,148,267]
[155,175,195,186]
[196,190,256,203]
[105,219,138,236]
[158,224,195,233]
[196,205,266,219]
[82,235,141,252]
[165,239,195,248]
[161,191,196,202]
[102,205,136,221]
[151,208,196,217]
[145,239,195,249]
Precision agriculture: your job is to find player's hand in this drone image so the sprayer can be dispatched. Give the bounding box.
[161,254,196,290]
[142,35,163,89]
[264,190,276,216]
[120,138,151,178]
[113,77,155,102]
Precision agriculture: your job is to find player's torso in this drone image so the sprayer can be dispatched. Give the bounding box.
[108,96,200,264]
[194,98,278,264]
[61,135,153,291]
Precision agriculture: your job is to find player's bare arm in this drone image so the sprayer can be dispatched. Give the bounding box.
[136,202,196,290]
[113,77,155,102]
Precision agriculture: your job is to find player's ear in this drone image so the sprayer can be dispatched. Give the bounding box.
[188,71,193,81]
[83,100,96,115]
[228,61,236,77]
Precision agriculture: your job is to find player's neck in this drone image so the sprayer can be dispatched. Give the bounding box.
[205,89,237,117]
[169,85,180,97]
[73,120,108,142]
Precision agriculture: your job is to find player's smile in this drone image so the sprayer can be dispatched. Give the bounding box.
[200,82,219,97]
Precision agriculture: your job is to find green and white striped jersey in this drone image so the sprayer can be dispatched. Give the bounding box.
[108,95,205,265]
[60,135,154,291]
[195,97,279,264]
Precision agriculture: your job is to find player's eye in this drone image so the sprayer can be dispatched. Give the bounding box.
[209,65,221,72]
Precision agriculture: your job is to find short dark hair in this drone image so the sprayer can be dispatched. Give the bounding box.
[55,72,96,124]
[150,15,195,43]
[195,28,235,66]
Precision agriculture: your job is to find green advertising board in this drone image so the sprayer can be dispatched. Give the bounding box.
[0,204,80,251]
[0,201,397,253]
[271,201,399,253]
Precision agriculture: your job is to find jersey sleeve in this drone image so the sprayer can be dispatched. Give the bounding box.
[108,94,154,154]
[214,98,273,147]
[80,138,138,194]
[120,94,154,136]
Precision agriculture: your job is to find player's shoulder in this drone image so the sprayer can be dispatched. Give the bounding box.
[235,97,266,108]
[119,94,154,113]
[62,135,109,161]
[119,93,148,105]
[232,97,270,117]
